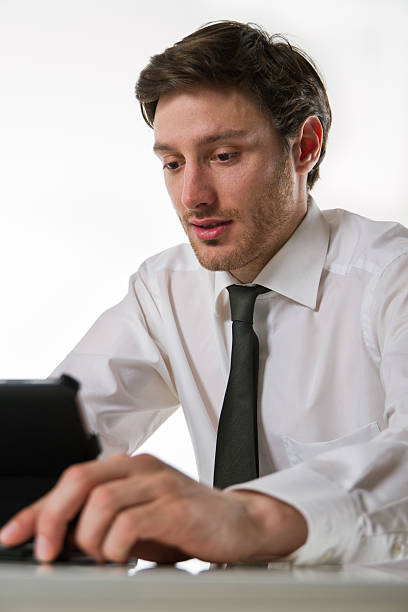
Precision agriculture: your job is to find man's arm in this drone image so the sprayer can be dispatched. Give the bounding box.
[50,268,180,457]
[0,453,307,564]
[229,252,408,565]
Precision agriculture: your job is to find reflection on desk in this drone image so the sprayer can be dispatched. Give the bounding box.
[1,558,408,612]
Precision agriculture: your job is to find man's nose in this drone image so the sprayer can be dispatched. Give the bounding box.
[181,163,215,210]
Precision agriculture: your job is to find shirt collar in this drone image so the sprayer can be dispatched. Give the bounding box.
[213,198,330,311]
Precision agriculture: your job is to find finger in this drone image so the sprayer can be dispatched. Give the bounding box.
[74,468,165,561]
[102,502,160,563]
[35,453,135,562]
[74,479,147,561]
[101,495,192,563]
[73,456,180,561]
[0,497,45,546]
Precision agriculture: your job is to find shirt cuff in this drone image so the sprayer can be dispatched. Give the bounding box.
[228,463,360,565]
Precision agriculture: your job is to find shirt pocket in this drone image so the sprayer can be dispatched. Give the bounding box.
[283,422,381,467]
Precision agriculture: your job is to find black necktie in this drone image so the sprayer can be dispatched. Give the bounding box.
[213,284,270,489]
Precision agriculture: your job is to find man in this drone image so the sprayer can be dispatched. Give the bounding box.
[1,21,408,566]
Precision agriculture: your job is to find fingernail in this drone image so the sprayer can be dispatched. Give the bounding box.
[35,535,54,562]
[0,520,20,544]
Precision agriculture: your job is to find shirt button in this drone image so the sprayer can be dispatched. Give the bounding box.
[317,548,335,563]
[391,540,403,559]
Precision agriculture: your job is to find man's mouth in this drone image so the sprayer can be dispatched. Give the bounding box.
[190,219,233,241]
[198,222,224,228]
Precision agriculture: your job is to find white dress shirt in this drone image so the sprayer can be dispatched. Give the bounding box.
[52,199,408,565]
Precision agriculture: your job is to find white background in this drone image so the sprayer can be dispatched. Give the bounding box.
[1,0,407,480]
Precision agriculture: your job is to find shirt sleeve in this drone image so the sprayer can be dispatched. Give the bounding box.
[229,252,408,565]
[51,265,180,458]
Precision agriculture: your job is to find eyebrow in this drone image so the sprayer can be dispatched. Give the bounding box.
[153,129,249,153]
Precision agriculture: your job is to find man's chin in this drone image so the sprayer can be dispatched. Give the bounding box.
[189,240,244,272]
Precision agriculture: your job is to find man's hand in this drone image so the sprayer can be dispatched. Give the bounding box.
[0,453,307,564]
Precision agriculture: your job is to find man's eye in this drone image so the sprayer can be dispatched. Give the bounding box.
[215,152,238,162]
[164,161,182,171]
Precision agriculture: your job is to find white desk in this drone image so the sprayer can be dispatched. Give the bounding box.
[1,559,408,612]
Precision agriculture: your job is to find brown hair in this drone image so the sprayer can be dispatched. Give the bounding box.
[135,21,331,190]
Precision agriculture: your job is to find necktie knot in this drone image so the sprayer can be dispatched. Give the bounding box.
[227,285,270,324]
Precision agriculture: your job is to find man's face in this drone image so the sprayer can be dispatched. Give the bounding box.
[153,86,306,282]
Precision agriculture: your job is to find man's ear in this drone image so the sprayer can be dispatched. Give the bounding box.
[293,116,323,176]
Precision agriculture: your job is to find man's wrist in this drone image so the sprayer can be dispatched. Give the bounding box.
[228,489,308,559]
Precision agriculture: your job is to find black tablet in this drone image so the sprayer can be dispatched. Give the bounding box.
[0,374,100,560]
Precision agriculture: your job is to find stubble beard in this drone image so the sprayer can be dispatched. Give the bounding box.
[181,157,295,273]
